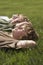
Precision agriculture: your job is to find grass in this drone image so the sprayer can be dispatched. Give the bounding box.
[0,0,43,65]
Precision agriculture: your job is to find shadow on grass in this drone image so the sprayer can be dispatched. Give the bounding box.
[0,47,37,52]
[0,47,30,52]
[0,46,39,52]
[0,44,42,55]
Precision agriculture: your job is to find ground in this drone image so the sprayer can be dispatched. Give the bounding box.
[0,0,43,65]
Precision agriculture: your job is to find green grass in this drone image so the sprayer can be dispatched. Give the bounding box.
[0,0,43,65]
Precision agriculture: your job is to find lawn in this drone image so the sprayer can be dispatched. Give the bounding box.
[0,0,43,65]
